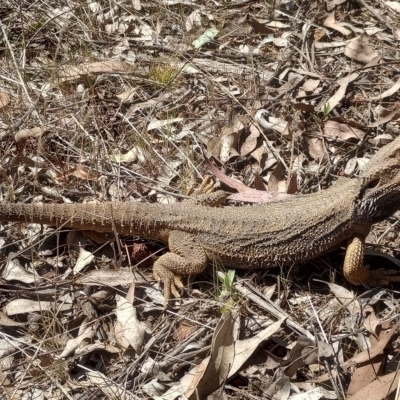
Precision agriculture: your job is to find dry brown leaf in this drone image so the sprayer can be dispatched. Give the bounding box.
[268,162,287,193]
[186,312,236,399]
[347,306,385,395]
[370,76,400,101]
[319,72,359,112]
[74,164,91,179]
[14,126,45,142]
[347,371,399,400]
[348,354,385,396]
[74,247,95,273]
[114,320,130,349]
[281,336,319,377]
[228,318,284,378]
[313,28,326,41]
[384,1,400,12]
[185,9,202,31]
[59,325,96,358]
[306,137,325,162]
[326,0,347,11]
[344,36,379,63]
[324,282,362,316]
[206,161,251,192]
[0,311,25,327]
[324,12,351,35]
[240,124,260,156]
[345,158,358,175]
[369,133,394,145]
[61,61,134,82]
[83,370,136,400]
[115,294,147,354]
[0,92,10,108]
[313,320,400,383]
[363,305,381,338]
[302,79,320,92]
[116,87,138,103]
[4,299,72,316]
[2,258,42,284]
[324,120,365,141]
[76,268,147,286]
[255,110,288,134]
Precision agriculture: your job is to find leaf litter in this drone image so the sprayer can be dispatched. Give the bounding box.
[1,0,400,399]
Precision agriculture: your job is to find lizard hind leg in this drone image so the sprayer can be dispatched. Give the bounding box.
[153,230,208,304]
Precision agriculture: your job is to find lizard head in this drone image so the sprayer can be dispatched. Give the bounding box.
[356,156,400,223]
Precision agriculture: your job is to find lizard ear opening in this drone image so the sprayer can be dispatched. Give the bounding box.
[366,177,380,189]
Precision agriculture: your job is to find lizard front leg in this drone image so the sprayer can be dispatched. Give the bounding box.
[153,230,208,303]
[343,234,400,285]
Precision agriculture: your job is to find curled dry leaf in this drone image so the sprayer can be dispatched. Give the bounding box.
[2,258,42,284]
[59,325,96,358]
[254,110,288,134]
[73,247,95,274]
[115,294,147,354]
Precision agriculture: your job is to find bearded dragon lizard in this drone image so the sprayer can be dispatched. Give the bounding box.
[2,136,400,301]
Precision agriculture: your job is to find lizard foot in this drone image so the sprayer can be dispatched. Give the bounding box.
[344,264,400,286]
[152,231,208,304]
[363,268,400,286]
[153,265,184,304]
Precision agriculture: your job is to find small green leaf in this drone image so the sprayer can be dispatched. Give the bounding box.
[192,28,219,49]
